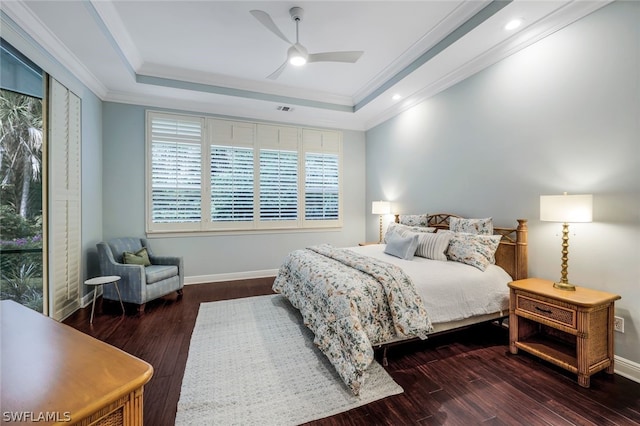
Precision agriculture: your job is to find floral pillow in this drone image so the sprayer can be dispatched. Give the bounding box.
[444,232,502,271]
[399,214,429,227]
[384,222,436,243]
[449,217,493,235]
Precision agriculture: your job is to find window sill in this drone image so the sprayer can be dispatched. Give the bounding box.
[145,226,343,239]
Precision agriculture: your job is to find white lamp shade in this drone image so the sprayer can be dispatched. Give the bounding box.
[540,194,593,223]
[372,200,391,215]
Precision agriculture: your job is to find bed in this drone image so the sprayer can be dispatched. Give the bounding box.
[273,213,528,394]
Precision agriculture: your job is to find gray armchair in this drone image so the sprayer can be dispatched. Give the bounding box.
[96,237,183,313]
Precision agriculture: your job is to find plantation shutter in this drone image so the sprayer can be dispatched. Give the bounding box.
[148,113,203,231]
[145,114,342,233]
[305,152,339,220]
[257,125,298,226]
[259,149,298,221]
[49,77,81,321]
[302,129,342,227]
[209,119,255,229]
[210,146,253,222]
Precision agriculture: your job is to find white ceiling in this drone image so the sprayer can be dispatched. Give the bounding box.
[3,1,610,130]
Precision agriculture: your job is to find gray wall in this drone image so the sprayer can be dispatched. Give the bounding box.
[366,1,639,363]
[102,102,366,280]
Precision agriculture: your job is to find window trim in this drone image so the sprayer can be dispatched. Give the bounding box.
[145,111,343,234]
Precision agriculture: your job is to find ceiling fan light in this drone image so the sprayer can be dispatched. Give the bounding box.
[288,44,308,66]
[289,55,307,66]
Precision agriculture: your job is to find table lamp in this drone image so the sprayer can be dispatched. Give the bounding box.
[372,201,391,243]
[540,192,593,291]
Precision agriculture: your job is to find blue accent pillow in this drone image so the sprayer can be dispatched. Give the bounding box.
[384,232,420,260]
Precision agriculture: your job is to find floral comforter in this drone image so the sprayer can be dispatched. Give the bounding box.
[272,244,432,394]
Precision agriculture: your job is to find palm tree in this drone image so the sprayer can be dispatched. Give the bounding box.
[0,89,43,218]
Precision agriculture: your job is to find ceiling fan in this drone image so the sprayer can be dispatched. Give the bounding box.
[250,7,364,80]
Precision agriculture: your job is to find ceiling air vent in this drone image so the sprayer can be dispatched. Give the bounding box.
[277,106,293,112]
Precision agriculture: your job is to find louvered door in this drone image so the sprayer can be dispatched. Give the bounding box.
[48,77,81,321]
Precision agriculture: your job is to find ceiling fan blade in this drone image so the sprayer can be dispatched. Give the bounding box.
[307,51,364,63]
[266,60,289,80]
[250,10,292,44]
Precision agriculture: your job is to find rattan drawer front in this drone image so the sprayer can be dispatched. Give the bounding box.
[92,407,123,426]
[516,295,576,328]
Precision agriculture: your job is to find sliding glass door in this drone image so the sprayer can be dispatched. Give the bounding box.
[0,39,46,313]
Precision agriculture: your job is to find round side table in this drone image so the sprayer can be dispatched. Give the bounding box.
[85,275,125,323]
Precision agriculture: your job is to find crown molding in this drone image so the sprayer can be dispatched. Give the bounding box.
[4,0,612,132]
[352,0,490,104]
[137,63,356,107]
[363,0,613,130]
[1,1,108,98]
[89,0,143,71]
[103,90,365,131]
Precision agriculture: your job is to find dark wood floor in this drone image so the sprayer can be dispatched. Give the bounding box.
[64,279,640,426]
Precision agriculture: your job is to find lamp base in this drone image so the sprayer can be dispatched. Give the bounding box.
[553,281,576,291]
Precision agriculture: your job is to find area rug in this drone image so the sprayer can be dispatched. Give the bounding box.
[175,294,403,425]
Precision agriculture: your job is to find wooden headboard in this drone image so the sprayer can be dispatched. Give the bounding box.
[394,213,528,280]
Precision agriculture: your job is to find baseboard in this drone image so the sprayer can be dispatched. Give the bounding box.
[615,355,640,384]
[78,270,277,307]
[80,288,100,308]
[185,269,279,285]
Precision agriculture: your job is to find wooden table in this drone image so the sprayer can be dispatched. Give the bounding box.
[508,278,620,387]
[1,300,153,425]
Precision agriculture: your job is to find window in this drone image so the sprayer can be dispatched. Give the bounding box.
[259,149,298,221]
[301,128,341,228]
[0,39,47,315]
[305,152,339,220]
[146,112,342,233]
[147,113,203,232]
[210,145,253,222]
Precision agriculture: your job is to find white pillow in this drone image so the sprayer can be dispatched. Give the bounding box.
[414,231,452,261]
[384,232,420,260]
[449,217,494,235]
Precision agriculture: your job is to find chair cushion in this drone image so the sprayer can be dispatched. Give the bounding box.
[145,265,179,284]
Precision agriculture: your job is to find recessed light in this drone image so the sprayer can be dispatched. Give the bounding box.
[392,94,402,101]
[505,18,523,31]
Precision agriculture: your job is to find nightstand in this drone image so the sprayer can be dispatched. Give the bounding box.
[508,278,620,388]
